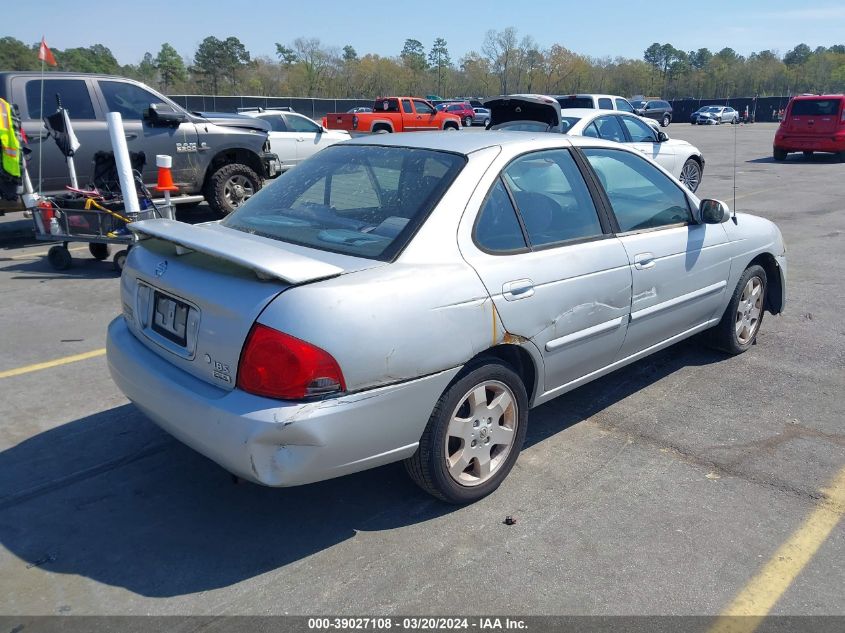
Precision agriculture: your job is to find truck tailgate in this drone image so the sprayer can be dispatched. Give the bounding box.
[324,113,356,131]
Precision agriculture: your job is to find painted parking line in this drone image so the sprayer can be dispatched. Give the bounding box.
[0,348,107,379]
[709,464,845,633]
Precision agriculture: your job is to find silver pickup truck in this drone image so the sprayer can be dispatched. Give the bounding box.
[0,72,281,215]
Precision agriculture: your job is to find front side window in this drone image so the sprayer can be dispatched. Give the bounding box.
[598,98,613,110]
[474,179,527,252]
[583,148,692,232]
[502,149,603,246]
[26,79,96,120]
[222,145,465,260]
[100,80,161,120]
[285,114,320,133]
[414,100,435,115]
[593,116,626,143]
[620,116,656,143]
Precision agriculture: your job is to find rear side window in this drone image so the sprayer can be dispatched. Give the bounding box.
[222,145,465,260]
[594,116,626,143]
[503,149,603,246]
[556,96,594,109]
[598,98,613,110]
[791,99,842,116]
[259,114,288,132]
[402,100,413,114]
[26,79,96,120]
[475,179,527,252]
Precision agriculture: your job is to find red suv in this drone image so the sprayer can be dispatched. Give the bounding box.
[774,94,845,161]
[436,101,474,127]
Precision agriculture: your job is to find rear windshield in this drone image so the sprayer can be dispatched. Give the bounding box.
[790,99,842,116]
[556,96,594,109]
[560,116,581,132]
[222,145,466,261]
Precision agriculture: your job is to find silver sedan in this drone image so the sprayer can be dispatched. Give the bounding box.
[473,107,491,127]
[107,132,787,504]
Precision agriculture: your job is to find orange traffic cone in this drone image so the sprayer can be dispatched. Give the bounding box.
[155,154,179,192]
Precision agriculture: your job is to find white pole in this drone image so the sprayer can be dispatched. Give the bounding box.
[106,112,140,215]
[38,58,44,193]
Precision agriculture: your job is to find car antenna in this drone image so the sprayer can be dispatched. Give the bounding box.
[732,112,738,224]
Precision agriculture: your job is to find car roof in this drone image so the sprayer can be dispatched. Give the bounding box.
[344,130,627,155]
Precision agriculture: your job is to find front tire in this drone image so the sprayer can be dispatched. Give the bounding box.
[204,163,261,216]
[708,265,767,355]
[679,158,702,192]
[404,360,528,504]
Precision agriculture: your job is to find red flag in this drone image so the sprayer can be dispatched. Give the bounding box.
[38,37,57,66]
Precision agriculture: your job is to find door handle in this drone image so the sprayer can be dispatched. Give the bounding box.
[124,133,138,141]
[502,279,534,301]
[634,252,655,270]
[295,137,305,142]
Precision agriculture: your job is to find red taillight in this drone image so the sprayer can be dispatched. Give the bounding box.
[237,324,345,400]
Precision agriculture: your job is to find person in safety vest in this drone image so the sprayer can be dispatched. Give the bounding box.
[0,97,24,202]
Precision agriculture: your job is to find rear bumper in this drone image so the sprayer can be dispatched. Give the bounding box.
[107,317,460,486]
[774,135,845,153]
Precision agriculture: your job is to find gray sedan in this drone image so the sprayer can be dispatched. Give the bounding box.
[107,132,787,504]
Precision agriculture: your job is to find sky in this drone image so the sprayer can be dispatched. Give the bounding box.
[11,0,845,66]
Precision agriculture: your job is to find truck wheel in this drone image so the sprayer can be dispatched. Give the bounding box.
[444,123,459,131]
[204,163,261,216]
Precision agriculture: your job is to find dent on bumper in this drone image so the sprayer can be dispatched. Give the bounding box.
[107,317,460,486]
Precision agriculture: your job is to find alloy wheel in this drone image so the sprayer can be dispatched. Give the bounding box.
[443,380,518,486]
[223,174,256,208]
[735,276,764,345]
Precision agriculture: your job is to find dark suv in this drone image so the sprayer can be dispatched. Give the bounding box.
[632,99,674,127]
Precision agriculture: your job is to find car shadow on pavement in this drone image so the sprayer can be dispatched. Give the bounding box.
[1,257,123,280]
[747,155,842,164]
[0,340,726,598]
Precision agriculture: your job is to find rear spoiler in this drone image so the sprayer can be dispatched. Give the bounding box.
[129,219,343,284]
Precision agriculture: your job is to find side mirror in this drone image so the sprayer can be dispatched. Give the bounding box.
[657,131,669,142]
[145,102,186,125]
[700,199,729,223]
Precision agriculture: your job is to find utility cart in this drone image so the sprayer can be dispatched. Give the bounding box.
[29,194,161,272]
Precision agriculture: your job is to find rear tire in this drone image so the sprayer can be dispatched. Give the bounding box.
[404,359,528,504]
[708,265,767,355]
[773,148,788,161]
[204,163,261,216]
[113,249,128,273]
[661,114,671,127]
[463,116,473,127]
[803,151,814,159]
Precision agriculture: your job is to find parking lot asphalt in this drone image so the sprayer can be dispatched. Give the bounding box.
[0,122,843,617]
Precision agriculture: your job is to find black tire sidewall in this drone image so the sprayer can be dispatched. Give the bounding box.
[425,361,529,504]
[204,163,262,216]
[47,246,71,270]
[716,265,767,354]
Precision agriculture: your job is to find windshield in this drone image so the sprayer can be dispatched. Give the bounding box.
[705,107,722,112]
[222,145,466,261]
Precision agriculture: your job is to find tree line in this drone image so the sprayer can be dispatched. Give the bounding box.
[2,31,844,100]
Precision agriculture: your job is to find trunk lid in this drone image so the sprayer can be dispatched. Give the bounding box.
[783,97,842,135]
[122,220,383,391]
[484,95,563,131]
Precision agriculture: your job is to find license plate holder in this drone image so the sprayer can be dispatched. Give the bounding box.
[152,291,189,347]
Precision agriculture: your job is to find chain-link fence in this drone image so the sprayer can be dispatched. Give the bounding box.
[168,94,796,124]
[167,95,373,121]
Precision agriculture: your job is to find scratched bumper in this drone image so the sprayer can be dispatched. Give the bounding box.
[107,317,459,486]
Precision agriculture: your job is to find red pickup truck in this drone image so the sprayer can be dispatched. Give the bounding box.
[324,97,462,133]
